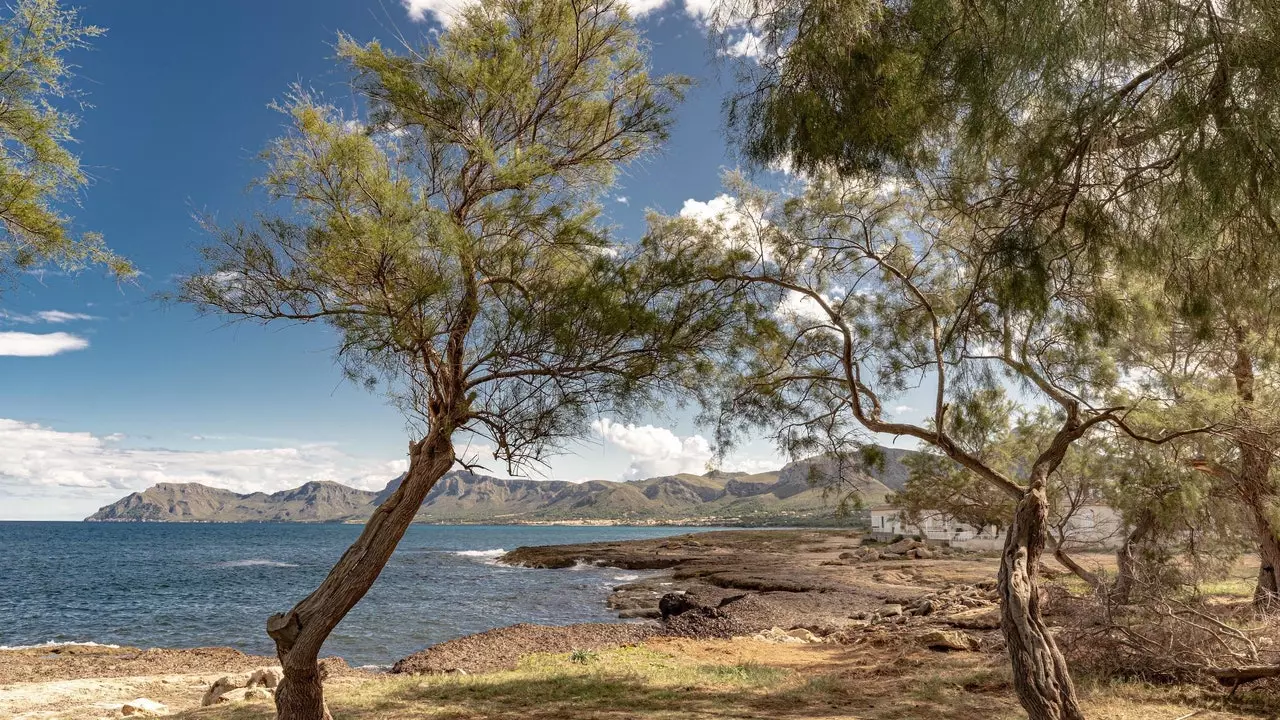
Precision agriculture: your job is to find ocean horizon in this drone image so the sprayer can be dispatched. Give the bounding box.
[0,522,719,667]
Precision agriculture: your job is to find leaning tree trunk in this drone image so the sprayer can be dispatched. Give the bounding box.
[268,429,456,720]
[998,484,1086,720]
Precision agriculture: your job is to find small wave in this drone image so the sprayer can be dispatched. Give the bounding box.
[452,549,506,558]
[356,664,392,673]
[215,559,299,568]
[0,641,121,651]
[613,574,640,582]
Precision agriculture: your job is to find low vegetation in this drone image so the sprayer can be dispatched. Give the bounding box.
[181,641,1279,720]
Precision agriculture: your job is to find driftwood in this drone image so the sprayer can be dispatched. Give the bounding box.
[1206,664,1280,687]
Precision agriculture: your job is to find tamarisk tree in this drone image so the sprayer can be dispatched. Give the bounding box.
[0,0,130,287]
[646,175,1193,720]
[179,3,732,718]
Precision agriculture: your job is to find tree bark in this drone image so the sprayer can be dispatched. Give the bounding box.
[267,429,456,720]
[999,485,1086,720]
[1229,334,1280,608]
[1111,510,1154,606]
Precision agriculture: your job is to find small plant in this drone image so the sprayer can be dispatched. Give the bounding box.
[570,649,598,665]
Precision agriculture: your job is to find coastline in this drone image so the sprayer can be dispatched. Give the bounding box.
[4,529,1263,720]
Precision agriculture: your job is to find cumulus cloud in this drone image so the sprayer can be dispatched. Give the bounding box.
[0,332,90,356]
[592,418,712,480]
[591,419,785,481]
[615,195,630,205]
[0,418,410,519]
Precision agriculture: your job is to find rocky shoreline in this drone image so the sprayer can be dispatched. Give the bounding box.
[3,529,1013,719]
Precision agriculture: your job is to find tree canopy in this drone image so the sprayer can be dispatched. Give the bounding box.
[0,0,130,286]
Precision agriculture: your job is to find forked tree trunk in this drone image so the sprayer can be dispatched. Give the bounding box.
[268,429,456,720]
[998,485,1086,720]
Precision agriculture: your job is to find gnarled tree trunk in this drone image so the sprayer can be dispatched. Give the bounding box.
[1229,334,1280,608]
[268,429,456,720]
[999,484,1086,720]
[1111,510,1154,606]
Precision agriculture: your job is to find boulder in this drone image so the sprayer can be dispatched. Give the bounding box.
[885,538,922,554]
[248,666,283,689]
[880,603,904,618]
[659,592,723,620]
[786,628,821,643]
[241,687,275,702]
[838,551,857,560]
[202,675,247,707]
[121,698,168,717]
[921,630,980,652]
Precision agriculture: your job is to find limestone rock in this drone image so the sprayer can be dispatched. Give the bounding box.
[121,698,168,717]
[946,606,1001,630]
[880,603,904,617]
[248,666,283,689]
[921,630,980,652]
[241,687,275,702]
[202,675,248,707]
[885,538,922,554]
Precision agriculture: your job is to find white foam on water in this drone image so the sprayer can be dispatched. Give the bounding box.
[613,574,640,582]
[452,549,506,558]
[0,641,121,651]
[214,559,299,568]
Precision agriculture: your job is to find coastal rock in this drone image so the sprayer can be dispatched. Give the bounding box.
[945,606,1001,630]
[202,675,247,706]
[241,687,275,702]
[752,626,823,644]
[658,592,723,620]
[248,666,283,689]
[880,604,904,618]
[121,698,168,716]
[921,630,980,652]
[885,539,922,554]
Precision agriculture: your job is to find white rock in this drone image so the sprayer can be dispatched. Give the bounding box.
[121,698,168,717]
[248,666,283,689]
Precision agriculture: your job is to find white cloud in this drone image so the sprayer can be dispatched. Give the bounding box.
[615,195,630,205]
[592,418,712,480]
[402,0,723,27]
[1,309,98,324]
[0,332,89,356]
[34,310,97,323]
[679,193,739,226]
[723,31,764,58]
[0,418,411,519]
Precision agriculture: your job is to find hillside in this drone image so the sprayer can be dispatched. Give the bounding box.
[85,447,915,525]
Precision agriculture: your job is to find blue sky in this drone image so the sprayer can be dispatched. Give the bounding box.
[0,0,930,520]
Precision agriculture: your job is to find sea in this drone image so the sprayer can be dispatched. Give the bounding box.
[0,522,721,668]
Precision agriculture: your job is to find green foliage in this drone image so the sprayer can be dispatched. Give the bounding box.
[181,0,736,471]
[647,170,1126,499]
[0,0,131,286]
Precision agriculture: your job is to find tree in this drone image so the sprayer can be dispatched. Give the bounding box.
[645,173,1201,720]
[0,0,130,286]
[707,1,1280,716]
[179,3,731,717]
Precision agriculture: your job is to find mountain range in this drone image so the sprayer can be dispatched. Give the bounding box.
[85,447,915,525]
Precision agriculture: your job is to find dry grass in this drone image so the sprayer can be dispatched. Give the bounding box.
[176,638,1275,720]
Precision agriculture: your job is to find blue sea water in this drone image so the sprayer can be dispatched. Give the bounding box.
[0,522,717,667]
